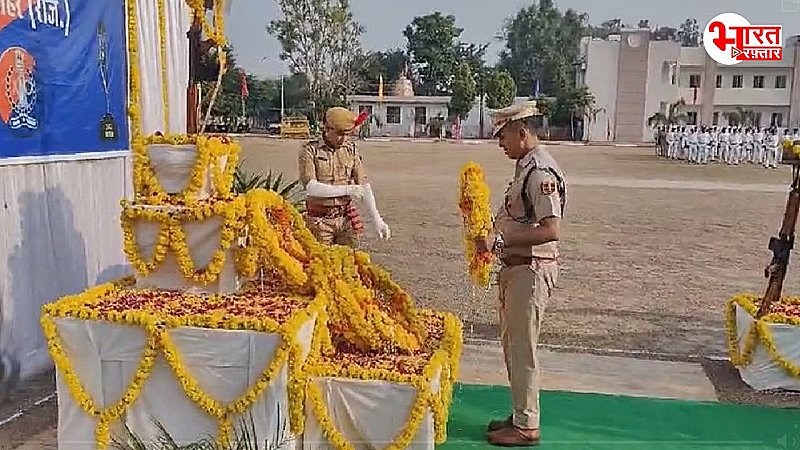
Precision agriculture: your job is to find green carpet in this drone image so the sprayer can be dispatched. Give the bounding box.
[440,384,799,449]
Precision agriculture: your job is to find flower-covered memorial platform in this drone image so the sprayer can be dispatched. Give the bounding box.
[41,128,463,449]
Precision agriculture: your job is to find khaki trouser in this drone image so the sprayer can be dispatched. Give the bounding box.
[304,214,357,246]
[498,260,558,429]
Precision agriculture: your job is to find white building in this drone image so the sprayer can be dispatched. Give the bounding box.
[348,72,530,139]
[578,30,800,142]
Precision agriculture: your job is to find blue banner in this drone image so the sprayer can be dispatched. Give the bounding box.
[0,0,129,158]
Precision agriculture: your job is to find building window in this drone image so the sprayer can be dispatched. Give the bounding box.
[414,106,427,125]
[771,112,784,127]
[686,111,698,125]
[715,75,722,88]
[712,112,719,125]
[689,74,701,88]
[359,105,373,116]
[732,75,743,88]
[754,112,762,126]
[776,75,787,89]
[753,75,765,89]
[386,106,401,124]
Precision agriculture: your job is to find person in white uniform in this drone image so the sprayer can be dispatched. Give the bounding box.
[730,127,743,165]
[765,128,780,169]
[687,127,698,164]
[698,126,710,164]
[719,127,730,164]
[754,127,765,165]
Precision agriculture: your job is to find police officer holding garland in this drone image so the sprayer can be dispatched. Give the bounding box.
[298,107,391,246]
[476,101,565,447]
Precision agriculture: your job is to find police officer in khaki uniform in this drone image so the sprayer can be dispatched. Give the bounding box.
[298,107,391,246]
[477,101,565,447]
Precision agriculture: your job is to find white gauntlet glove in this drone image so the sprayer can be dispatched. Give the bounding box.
[306,180,365,201]
[362,183,391,240]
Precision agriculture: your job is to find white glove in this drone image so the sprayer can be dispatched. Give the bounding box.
[362,183,391,240]
[306,180,364,200]
[374,216,391,240]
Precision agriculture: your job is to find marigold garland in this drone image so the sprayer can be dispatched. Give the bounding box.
[157,0,170,133]
[133,134,240,204]
[120,197,247,283]
[725,294,800,378]
[458,162,494,286]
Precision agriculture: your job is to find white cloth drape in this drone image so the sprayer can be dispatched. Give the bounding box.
[0,158,133,379]
[735,305,800,391]
[302,376,439,450]
[56,317,316,449]
[135,0,191,135]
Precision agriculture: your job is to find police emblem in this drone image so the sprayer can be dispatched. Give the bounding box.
[541,179,557,195]
[0,47,38,133]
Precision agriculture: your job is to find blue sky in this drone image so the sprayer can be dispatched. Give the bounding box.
[225,0,800,78]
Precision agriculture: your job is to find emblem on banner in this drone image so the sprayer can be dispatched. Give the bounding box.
[0,46,38,133]
[703,13,783,65]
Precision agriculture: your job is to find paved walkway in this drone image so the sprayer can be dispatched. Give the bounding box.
[459,342,718,402]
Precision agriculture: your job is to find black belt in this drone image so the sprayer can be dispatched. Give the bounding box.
[500,256,558,266]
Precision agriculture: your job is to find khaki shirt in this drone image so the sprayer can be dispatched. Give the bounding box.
[298,140,365,207]
[494,148,564,259]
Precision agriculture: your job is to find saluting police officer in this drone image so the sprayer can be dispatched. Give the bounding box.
[298,107,391,246]
[477,101,565,447]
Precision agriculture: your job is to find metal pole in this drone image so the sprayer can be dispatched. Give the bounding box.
[186,15,201,134]
[281,75,285,119]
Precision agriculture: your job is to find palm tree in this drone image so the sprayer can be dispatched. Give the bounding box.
[647,99,687,128]
[723,107,757,127]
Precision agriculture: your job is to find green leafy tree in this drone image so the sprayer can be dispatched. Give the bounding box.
[484,69,516,109]
[353,49,408,95]
[499,0,589,96]
[647,99,687,128]
[677,18,701,47]
[404,12,462,95]
[268,0,364,120]
[449,61,477,120]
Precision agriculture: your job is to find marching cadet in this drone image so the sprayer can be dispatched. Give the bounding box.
[754,127,765,165]
[743,128,754,163]
[699,126,711,164]
[710,126,719,162]
[298,107,391,246]
[719,127,730,164]
[667,127,678,159]
[679,127,687,160]
[687,127,699,164]
[479,101,564,447]
[765,128,780,169]
[730,127,742,165]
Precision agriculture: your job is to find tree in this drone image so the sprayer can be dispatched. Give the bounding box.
[652,26,678,41]
[353,49,408,95]
[449,62,477,120]
[484,69,516,109]
[677,18,701,47]
[403,12,462,95]
[723,107,757,127]
[268,0,364,120]
[647,99,687,127]
[499,0,589,96]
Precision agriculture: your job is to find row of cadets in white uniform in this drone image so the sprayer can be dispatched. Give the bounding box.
[662,126,799,169]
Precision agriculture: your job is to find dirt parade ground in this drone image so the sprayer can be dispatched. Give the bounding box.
[3,139,800,448]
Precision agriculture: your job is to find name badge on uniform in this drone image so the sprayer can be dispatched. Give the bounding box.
[316,155,329,161]
[541,179,557,195]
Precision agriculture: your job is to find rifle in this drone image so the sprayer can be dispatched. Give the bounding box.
[756,165,800,318]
